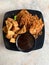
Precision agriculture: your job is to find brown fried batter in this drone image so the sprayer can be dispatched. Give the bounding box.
[5,20,12,30]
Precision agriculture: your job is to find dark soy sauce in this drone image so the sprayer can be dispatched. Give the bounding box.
[17,33,35,51]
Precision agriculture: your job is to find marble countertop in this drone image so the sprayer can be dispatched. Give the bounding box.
[0,0,49,65]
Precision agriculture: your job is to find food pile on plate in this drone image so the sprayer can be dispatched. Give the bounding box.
[3,9,44,43]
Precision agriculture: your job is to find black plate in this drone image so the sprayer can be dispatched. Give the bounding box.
[2,10,45,52]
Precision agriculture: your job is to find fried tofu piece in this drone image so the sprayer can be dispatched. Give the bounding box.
[7,18,18,27]
[3,18,19,43]
[6,34,12,39]
[12,26,20,32]
[13,33,18,38]
[8,30,14,35]
[7,18,13,22]
[10,38,15,43]
[6,31,14,39]
[12,21,18,27]
[18,25,26,34]
[5,20,12,30]
[2,26,7,33]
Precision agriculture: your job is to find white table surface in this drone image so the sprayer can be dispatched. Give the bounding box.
[0,0,49,65]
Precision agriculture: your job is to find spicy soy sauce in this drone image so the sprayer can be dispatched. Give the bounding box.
[17,32,35,51]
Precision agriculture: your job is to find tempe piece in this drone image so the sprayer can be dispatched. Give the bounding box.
[5,20,12,30]
[6,31,14,39]
[2,26,7,33]
[18,25,26,34]
[10,38,15,43]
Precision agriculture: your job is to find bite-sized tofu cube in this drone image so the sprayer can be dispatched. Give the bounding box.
[7,18,13,22]
[18,25,26,34]
[6,31,14,39]
[10,38,15,43]
[12,26,20,33]
[5,20,12,30]
[8,30,14,35]
[12,21,18,27]
[6,34,12,39]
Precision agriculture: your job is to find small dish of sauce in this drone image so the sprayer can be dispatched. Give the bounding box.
[16,32,35,52]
